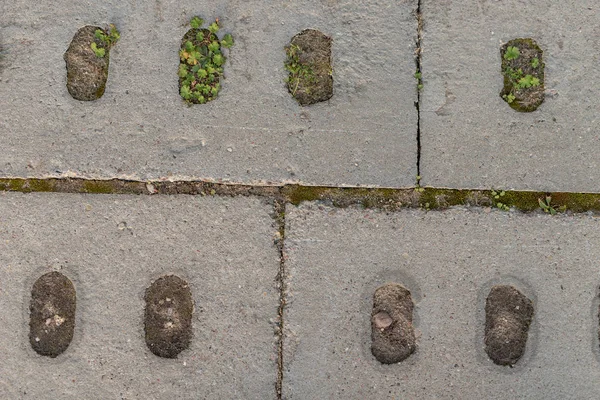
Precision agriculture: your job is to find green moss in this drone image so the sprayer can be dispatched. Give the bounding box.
[417,188,470,209]
[6,179,24,191]
[284,185,328,205]
[4,177,600,215]
[27,179,54,192]
[82,181,115,194]
[492,190,543,211]
[0,179,52,192]
[549,192,600,212]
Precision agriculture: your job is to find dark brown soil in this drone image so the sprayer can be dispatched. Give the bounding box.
[285,29,333,106]
[500,38,545,112]
[29,271,76,357]
[484,285,534,366]
[144,275,194,358]
[371,283,416,364]
[64,26,111,101]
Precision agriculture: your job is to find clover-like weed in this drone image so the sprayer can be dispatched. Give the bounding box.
[178,16,234,104]
[491,189,510,211]
[502,93,516,103]
[516,74,540,89]
[90,42,105,58]
[504,46,520,60]
[531,57,539,68]
[90,24,120,58]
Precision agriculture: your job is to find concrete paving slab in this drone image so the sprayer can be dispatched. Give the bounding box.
[0,193,279,399]
[0,0,417,187]
[420,0,600,192]
[283,203,600,399]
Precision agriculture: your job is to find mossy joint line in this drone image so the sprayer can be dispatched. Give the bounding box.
[3,178,600,214]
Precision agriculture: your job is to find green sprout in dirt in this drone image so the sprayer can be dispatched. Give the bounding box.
[538,195,566,215]
[90,42,105,58]
[414,70,423,90]
[504,46,520,61]
[284,44,315,96]
[178,16,234,104]
[90,24,120,58]
[491,189,510,211]
[516,74,540,89]
[531,57,539,68]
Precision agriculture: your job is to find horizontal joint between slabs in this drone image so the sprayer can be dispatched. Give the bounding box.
[1,179,600,214]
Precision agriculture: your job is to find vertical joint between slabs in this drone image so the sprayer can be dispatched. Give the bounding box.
[273,199,287,399]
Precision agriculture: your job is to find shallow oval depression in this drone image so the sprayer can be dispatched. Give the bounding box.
[144,275,194,358]
[64,24,120,101]
[500,38,545,112]
[29,271,77,358]
[285,29,333,106]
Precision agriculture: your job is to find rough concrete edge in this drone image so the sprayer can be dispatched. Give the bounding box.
[2,178,600,215]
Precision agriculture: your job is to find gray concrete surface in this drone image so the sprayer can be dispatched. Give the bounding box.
[420,0,600,192]
[283,203,600,399]
[0,0,417,187]
[0,193,279,399]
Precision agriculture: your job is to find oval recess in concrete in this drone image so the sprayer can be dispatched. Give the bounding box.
[284,29,333,106]
[500,38,545,112]
[370,283,416,364]
[178,16,234,104]
[64,25,116,101]
[144,275,194,358]
[484,285,534,366]
[29,271,76,357]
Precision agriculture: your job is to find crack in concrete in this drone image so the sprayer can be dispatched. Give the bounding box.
[415,0,423,179]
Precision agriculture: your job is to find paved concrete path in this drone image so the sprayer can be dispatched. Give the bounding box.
[0,0,417,187]
[0,193,279,399]
[421,0,600,192]
[2,0,600,398]
[283,204,600,399]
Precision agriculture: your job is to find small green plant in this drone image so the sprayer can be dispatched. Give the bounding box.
[504,46,520,60]
[502,93,516,103]
[504,67,523,82]
[178,16,234,104]
[531,57,539,68]
[414,175,425,192]
[414,70,423,90]
[284,44,315,96]
[90,42,105,58]
[491,189,510,211]
[190,16,204,29]
[221,33,234,48]
[538,195,566,215]
[516,74,540,89]
[90,24,120,58]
